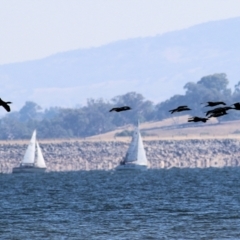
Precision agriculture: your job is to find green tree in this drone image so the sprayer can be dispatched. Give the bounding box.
[19,101,42,122]
[155,73,233,120]
[197,73,230,93]
[111,92,154,125]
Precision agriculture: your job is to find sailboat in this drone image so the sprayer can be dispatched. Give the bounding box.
[12,130,47,173]
[115,122,148,171]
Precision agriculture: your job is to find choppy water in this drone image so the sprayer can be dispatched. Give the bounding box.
[1,168,240,239]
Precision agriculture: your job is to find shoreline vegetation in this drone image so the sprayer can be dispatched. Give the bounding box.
[2,73,240,140]
[0,72,240,176]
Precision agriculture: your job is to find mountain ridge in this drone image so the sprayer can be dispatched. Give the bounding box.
[0,17,240,111]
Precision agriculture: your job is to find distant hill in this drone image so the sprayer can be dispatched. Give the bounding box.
[0,17,240,111]
[87,117,240,141]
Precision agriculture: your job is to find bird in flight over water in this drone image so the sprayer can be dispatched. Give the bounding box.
[169,106,191,114]
[0,98,12,112]
[109,106,131,112]
[202,101,226,107]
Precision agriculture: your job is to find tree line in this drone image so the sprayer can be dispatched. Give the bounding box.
[1,73,240,140]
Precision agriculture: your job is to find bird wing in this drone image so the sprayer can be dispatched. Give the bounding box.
[2,103,10,112]
[181,108,191,111]
[232,103,240,109]
[212,102,226,106]
[177,105,188,109]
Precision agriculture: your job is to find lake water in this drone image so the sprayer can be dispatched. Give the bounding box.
[0,168,240,239]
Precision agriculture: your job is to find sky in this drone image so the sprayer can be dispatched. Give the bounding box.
[1,0,240,65]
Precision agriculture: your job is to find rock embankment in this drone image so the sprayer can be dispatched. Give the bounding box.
[0,139,240,173]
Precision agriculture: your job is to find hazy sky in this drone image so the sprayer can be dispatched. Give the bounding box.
[1,0,240,64]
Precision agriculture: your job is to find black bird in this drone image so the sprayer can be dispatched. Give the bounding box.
[205,106,233,117]
[109,106,131,112]
[188,116,209,123]
[176,105,188,109]
[208,111,228,118]
[231,102,240,110]
[169,106,191,114]
[202,101,226,107]
[0,98,12,112]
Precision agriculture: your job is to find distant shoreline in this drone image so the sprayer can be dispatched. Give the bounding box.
[0,138,240,173]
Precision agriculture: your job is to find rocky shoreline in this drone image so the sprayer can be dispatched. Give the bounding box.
[0,139,240,173]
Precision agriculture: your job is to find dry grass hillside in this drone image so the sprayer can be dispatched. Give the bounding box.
[1,115,240,145]
[87,115,240,141]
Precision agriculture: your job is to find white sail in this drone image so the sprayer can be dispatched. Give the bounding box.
[22,130,36,164]
[124,128,138,163]
[124,125,148,166]
[36,142,46,168]
[136,129,148,165]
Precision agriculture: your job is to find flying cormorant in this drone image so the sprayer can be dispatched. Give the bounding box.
[205,106,233,117]
[188,116,209,123]
[0,98,12,112]
[109,106,131,112]
[208,111,228,118]
[231,102,240,110]
[202,101,226,107]
[169,106,191,114]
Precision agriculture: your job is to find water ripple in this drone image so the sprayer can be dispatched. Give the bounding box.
[0,168,240,239]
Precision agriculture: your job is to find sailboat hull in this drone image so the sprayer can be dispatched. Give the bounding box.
[115,164,148,171]
[12,166,46,173]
